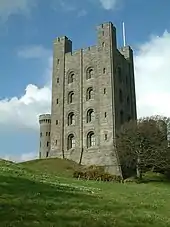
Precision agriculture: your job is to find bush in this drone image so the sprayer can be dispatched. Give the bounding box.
[123,176,138,183]
[73,165,122,182]
[142,171,168,182]
[73,171,84,179]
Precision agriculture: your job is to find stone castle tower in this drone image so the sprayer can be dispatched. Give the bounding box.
[39,22,137,175]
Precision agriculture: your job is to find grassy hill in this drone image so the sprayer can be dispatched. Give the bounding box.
[19,157,81,177]
[1,158,170,227]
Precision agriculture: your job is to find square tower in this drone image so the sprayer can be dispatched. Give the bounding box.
[48,22,137,176]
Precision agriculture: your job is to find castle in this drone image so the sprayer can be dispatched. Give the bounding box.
[39,22,137,176]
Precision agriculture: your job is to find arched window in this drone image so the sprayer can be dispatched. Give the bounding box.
[68,112,75,126]
[67,134,75,150]
[68,91,74,104]
[119,89,123,103]
[118,67,122,83]
[86,68,94,80]
[120,110,124,125]
[127,96,130,109]
[68,72,74,84]
[103,68,106,74]
[86,87,94,100]
[87,131,95,148]
[87,109,95,123]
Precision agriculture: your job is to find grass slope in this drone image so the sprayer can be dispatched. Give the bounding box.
[19,158,80,177]
[1,159,170,227]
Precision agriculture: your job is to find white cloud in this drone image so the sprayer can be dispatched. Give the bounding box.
[17,45,52,59]
[52,0,87,18]
[0,84,51,130]
[0,55,52,130]
[3,151,38,163]
[51,0,76,12]
[135,31,170,118]
[0,0,37,21]
[77,9,87,17]
[98,0,118,10]
[59,0,76,11]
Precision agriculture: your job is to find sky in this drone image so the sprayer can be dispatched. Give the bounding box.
[0,0,170,162]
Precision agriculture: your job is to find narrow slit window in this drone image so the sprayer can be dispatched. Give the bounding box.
[104,134,107,140]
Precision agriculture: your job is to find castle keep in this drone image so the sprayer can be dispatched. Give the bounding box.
[39,22,137,175]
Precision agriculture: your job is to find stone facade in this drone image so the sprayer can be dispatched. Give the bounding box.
[39,22,137,176]
[39,114,51,158]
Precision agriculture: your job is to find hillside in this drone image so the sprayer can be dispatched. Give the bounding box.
[19,157,81,177]
[1,159,170,227]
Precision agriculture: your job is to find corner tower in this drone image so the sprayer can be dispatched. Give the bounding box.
[50,36,72,158]
[119,46,137,121]
[39,114,51,159]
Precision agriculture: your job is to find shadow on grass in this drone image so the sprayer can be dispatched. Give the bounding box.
[0,175,169,227]
[0,175,116,227]
[138,177,170,184]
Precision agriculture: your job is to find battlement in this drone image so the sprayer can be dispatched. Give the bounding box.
[82,45,96,53]
[119,46,133,59]
[39,114,51,124]
[65,45,97,59]
[96,21,114,29]
[53,21,119,58]
[54,36,71,44]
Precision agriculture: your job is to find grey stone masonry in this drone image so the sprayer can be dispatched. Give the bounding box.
[39,22,137,176]
[39,114,51,159]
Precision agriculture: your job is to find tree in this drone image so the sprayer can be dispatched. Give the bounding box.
[116,115,170,179]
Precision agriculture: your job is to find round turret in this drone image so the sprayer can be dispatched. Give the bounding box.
[39,114,51,159]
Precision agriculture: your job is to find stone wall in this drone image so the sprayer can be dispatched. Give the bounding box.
[39,22,137,176]
[39,114,51,159]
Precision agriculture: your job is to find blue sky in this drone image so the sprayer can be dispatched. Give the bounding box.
[0,0,170,162]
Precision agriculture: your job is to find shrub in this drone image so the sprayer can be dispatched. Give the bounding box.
[73,165,122,182]
[142,171,168,182]
[123,176,138,183]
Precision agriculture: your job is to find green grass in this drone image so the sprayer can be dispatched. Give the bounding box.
[19,157,81,177]
[1,159,170,227]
